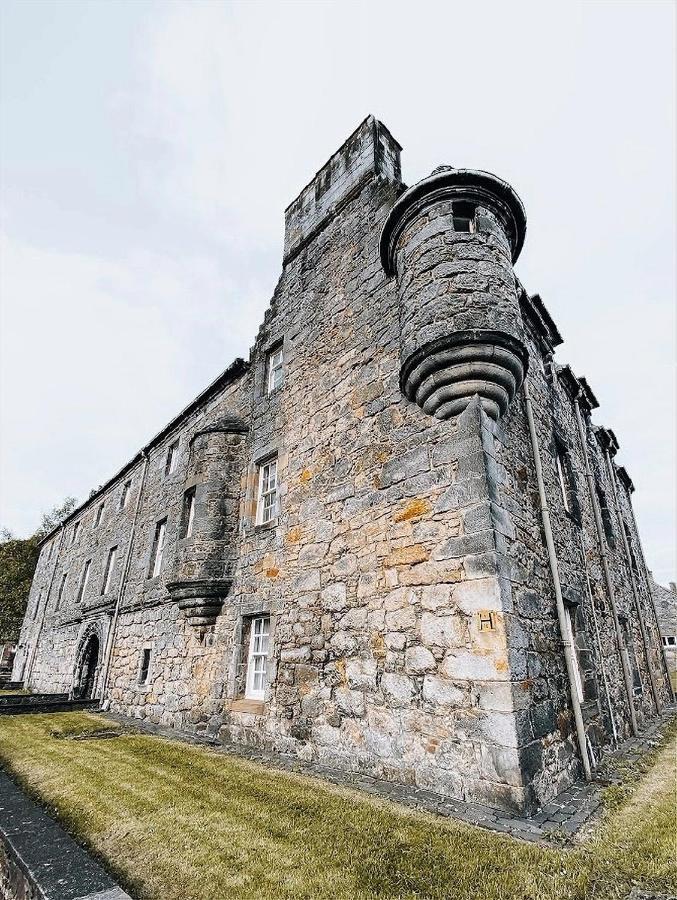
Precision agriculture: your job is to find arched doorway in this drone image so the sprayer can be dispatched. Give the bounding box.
[75,634,100,699]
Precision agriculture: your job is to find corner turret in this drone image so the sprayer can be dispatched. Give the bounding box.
[380,166,528,420]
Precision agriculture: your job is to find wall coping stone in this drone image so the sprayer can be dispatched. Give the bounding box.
[0,770,131,900]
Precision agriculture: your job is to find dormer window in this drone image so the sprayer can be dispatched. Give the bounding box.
[266,345,284,394]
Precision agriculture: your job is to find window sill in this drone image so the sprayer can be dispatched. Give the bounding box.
[255,521,278,533]
[229,698,266,716]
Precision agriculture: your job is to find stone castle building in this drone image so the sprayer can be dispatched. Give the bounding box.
[14,116,672,813]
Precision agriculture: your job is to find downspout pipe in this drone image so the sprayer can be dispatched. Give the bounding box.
[24,527,65,687]
[523,380,592,780]
[601,445,662,712]
[99,450,150,703]
[572,392,639,737]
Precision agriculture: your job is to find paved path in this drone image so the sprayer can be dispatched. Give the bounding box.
[103,706,676,845]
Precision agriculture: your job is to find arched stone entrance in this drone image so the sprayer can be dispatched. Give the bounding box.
[74,634,100,699]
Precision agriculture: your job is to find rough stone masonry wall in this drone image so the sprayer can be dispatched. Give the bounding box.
[491,315,671,806]
[19,371,248,721]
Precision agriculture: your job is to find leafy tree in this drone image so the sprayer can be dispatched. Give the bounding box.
[0,498,78,642]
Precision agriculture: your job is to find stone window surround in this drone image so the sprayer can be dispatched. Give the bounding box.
[245,615,271,701]
[55,572,68,611]
[227,600,276,709]
[180,486,197,540]
[119,479,132,511]
[101,545,118,595]
[552,432,581,526]
[177,474,200,547]
[250,444,281,532]
[136,644,153,689]
[147,517,168,580]
[93,502,105,528]
[265,340,284,395]
[76,559,92,604]
[164,438,180,477]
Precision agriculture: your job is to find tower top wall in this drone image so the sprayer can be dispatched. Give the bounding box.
[283,115,402,265]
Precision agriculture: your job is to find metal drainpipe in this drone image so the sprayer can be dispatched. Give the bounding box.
[98,450,150,704]
[24,527,66,687]
[523,380,592,780]
[578,535,618,745]
[623,497,674,699]
[601,445,662,713]
[572,392,638,737]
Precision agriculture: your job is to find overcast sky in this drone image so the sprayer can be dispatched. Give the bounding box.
[0,0,674,583]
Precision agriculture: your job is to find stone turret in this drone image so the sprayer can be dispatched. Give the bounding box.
[167,415,248,628]
[380,166,528,421]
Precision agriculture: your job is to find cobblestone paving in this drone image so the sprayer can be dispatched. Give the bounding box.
[102,706,675,845]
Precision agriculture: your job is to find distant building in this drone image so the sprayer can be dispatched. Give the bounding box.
[651,576,677,691]
[14,116,671,814]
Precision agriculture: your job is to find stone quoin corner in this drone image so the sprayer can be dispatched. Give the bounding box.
[13,115,672,815]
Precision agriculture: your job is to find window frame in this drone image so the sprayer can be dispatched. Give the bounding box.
[119,480,132,511]
[245,615,270,701]
[181,487,196,540]
[94,503,105,528]
[55,572,68,610]
[101,546,118,595]
[266,345,284,394]
[565,605,585,704]
[256,457,278,526]
[76,560,91,603]
[555,451,571,514]
[165,440,180,477]
[138,647,152,685]
[71,521,81,546]
[148,518,167,579]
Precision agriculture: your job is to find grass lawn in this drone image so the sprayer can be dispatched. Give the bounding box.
[0,713,674,900]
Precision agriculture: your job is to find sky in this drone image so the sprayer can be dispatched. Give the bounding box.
[0,0,674,583]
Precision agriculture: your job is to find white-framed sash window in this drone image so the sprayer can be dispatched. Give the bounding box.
[245,616,270,700]
[266,346,284,393]
[257,458,278,525]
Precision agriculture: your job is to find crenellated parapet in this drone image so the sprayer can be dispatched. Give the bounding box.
[380,166,528,421]
[167,415,248,628]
